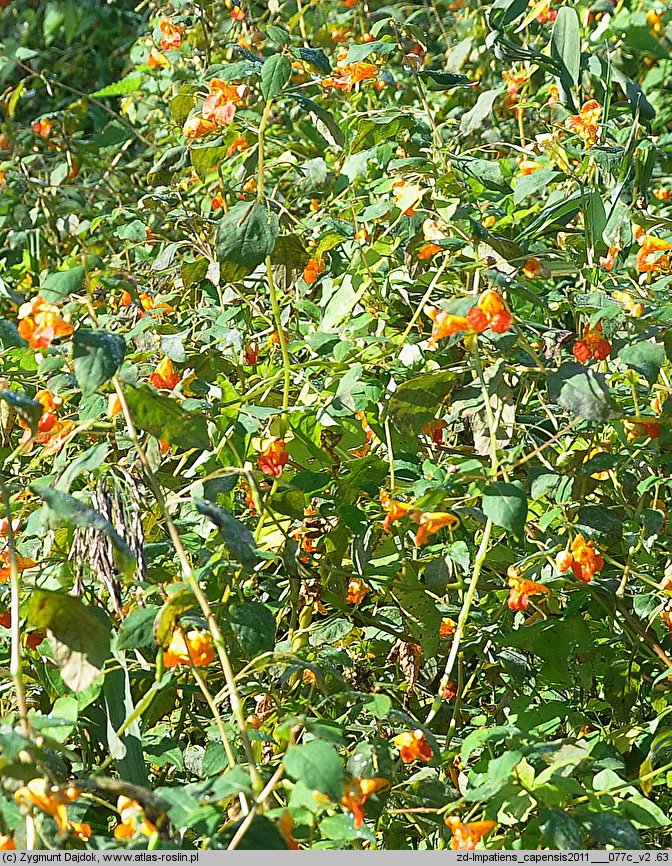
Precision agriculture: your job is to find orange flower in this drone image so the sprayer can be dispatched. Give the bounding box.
[17,295,73,349]
[599,244,619,271]
[418,243,443,260]
[466,289,513,334]
[346,577,368,605]
[350,410,373,457]
[518,158,542,175]
[147,47,170,69]
[323,56,378,92]
[202,79,247,127]
[445,816,496,850]
[380,489,412,532]
[443,681,458,700]
[647,9,664,34]
[14,779,82,835]
[114,796,157,839]
[277,810,299,850]
[303,258,325,284]
[653,187,671,201]
[32,118,53,138]
[0,550,37,583]
[149,356,180,390]
[159,19,183,51]
[612,290,644,317]
[423,418,447,445]
[502,69,528,105]
[0,517,20,538]
[163,628,215,668]
[226,136,248,158]
[392,729,433,763]
[230,5,246,20]
[440,616,456,638]
[548,83,559,107]
[522,257,549,279]
[661,610,672,631]
[565,99,601,148]
[183,115,217,139]
[258,437,289,477]
[572,322,610,363]
[536,4,557,23]
[570,534,603,583]
[636,234,672,274]
[0,836,15,850]
[409,509,460,546]
[507,576,550,611]
[341,778,389,828]
[425,307,470,348]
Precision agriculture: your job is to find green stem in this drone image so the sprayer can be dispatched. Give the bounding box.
[266,257,291,412]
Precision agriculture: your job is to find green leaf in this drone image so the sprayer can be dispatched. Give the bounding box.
[27,590,112,692]
[344,41,395,63]
[73,329,125,396]
[195,498,263,571]
[540,808,585,850]
[116,220,147,242]
[284,740,344,801]
[547,363,617,421]
[261,54,292,100]
[32,486,135,576]
[452,155,511,194]
[388,371,458,435]
[0,319,27,348]
[170,86,197,126]
[117,606,160,651]
[422,69,473,89]
[296,47,331,74]
[550,7,581,98]
[91,76,142,98]
[0,389,42,435]
[488,0,529,29]
[216,201,279,270]
[191,144,229,181]
[55,442,110,492]
[216,815,289,850]
[618,341,665,386]
[482,481,528,536]
[124,385,210,451]
[154,589,197,648]
[582,813,644,849]
[40,266,85,302]
[229,601,276,658]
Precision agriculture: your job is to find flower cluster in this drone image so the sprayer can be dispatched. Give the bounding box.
[572,322,611,363]
[426,290,513,348]
[17,295,73,349]
[163,628,215,668]
[555,535,604,583]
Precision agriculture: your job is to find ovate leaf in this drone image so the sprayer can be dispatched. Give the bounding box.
[284,740,344,801]
[117,606,160,651]
[0,389,42,435]
[124,385,210,451]
[618,341,665,386]
[388,371,458,435]
[261,54,292,100]
[482,481,528,536]
[547,363,617,421]
[229,602,276,658]
[216,201,279,270]
[73,329,125,396]
[27,590,112,692]
[40,266,84,302]
[195,498,263,571]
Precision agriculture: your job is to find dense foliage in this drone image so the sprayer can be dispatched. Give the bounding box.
[1,0,672,851]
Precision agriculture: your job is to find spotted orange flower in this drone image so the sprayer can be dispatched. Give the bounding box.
[502,69,528,106]
[522,257,549,279]
[425,307,470,348]
[518,157,542,175]
[17,295,73,349]
[350,410,373,457]
[392,729,433,763]
[466,289,513,334]
[183,115,217,139]
[149,357,180,391]
[636,234,672,274]
[159,19,183,51]
[323,57,378,92]
[14,779,82,835]
[445,816,496,850]
[409,509,460,546]
[662,610,672,631]
[202,79,247,127]
[163,628,215,668]
[647,9,664,34]
[114,796,157,839]
[0,836,15,850]
[572,322,610,363]
[654,187,671,201]
[507,576,550,611]
[565,99,601,148]
[303,257,325,285]
[569,534,603,583]
[341,778,389,828]
[612,290,644,317]
[258,437,289,477]
[536,4,557,23]
[380,490,412,532]
[147,47,170,69]
[32,118,53,138]
[418,218,447,259]
[440,616,456,638]
[226,136,248,158]
[230,5,246,20]
[0,550,35,583]
[443,681,458,700]
[599,244,619,271]
[346,577,368,605]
